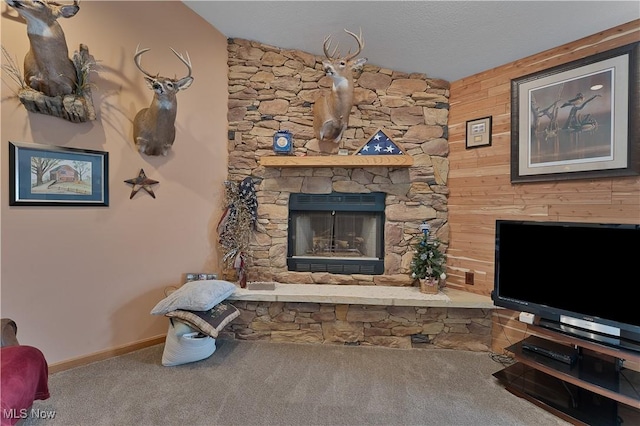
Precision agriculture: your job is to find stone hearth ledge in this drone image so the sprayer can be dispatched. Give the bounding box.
[229,283,494,308]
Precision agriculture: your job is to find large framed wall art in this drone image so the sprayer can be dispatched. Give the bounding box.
[510,42,638,183]
[9,141,109,206]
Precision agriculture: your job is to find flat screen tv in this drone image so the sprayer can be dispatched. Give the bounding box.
[492,219,640,353]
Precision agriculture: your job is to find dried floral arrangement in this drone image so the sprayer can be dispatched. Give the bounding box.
[217,178,259,287]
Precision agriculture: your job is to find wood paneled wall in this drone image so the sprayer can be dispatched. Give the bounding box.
[447,20,640,297]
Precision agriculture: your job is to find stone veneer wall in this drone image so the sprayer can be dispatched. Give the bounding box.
[226,38,451,287]
[224,38,493,351]
[223,301,491,351]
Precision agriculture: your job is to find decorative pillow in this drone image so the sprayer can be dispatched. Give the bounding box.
[151,279,237,315]
[164,302,240,338]
[162,319,216,366]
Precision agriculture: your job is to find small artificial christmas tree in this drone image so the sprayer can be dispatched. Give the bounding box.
[410,222,447,286]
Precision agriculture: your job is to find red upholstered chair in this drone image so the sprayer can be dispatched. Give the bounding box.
[0,319,50,426]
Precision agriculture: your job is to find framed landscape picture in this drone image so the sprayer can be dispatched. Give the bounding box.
[510,42,638,183]
[9,141,109,206]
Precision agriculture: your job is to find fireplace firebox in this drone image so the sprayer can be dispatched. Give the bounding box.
[287,193,385,275]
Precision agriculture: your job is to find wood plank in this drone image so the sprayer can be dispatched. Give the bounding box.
[511,180,613,194]
[448,231,495,244]
[451,222,496,235]
[447,255,494,269]
[613,176,640,191]
[448,164,510,178]
[449,204,551,216]
[448,214,499,228]
[259,155,414,168]
[550,204,637,216]
[450,185,518,197]
[518,192,613,204]
[448,246,494,260]
[448,176,511,189]
[612,194,640,206]
[447,249,494,267]
[449,194,517,205]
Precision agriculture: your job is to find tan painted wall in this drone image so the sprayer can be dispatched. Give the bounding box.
[1,1,228,364]
[447,20,640,297]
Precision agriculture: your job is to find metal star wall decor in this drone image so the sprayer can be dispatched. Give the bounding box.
[124,169,159,199]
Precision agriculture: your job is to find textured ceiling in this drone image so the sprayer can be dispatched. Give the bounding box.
[183,1,639,82]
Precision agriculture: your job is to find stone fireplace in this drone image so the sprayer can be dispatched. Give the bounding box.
[226,38,451,287]
[222,38,493,351]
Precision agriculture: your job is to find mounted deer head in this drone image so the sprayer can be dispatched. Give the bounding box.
[133,46,194,156]
[313,29,367,144]
[4,0,80,97]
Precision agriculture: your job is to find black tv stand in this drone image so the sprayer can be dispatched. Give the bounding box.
[494,325,640,425]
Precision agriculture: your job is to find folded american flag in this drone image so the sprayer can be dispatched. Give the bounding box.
[355,129,404,155]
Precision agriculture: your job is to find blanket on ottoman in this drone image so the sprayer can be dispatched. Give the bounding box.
[1,345,50,426]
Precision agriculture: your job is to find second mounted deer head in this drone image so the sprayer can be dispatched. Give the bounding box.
[133,46,194,156]
[313,29,367,144]
[4,0,80,97]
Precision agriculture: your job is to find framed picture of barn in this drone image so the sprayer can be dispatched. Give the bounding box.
[9,141,109,206]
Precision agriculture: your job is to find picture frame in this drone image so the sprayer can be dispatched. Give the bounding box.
[465,116,492,149]
[9,141,109,206]
[510,42,639,183]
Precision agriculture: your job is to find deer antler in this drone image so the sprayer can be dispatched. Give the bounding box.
[343,28,364,61]
[133,45,155,79]
[322,29,364,61]
[169,48,192,81]
[134,46,192,81]
[322,35,340,59]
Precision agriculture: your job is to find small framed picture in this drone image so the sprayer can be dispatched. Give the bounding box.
[206,274,217,280]
[198,273,208,281]
[185,273,197,282]
[465,116,492,149]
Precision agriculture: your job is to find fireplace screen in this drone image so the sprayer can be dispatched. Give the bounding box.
[287,193,385,275]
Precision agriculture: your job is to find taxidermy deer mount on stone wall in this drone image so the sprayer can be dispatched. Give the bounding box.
[313,29,367,145]
[4,0,80,97]
[133,46,194,156]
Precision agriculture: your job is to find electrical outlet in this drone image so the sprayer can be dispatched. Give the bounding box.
[185,273,217,282]
[465,271,474,285]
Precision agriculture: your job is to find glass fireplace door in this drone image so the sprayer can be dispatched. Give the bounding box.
[287,192,385,275]
[291,211,381,259]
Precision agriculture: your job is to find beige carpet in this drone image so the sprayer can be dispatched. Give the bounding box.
[24,339,571,425]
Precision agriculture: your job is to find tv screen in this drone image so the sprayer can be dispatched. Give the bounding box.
[492,220,640,353]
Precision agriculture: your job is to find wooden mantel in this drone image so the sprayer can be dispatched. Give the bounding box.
[259,155,414,168]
